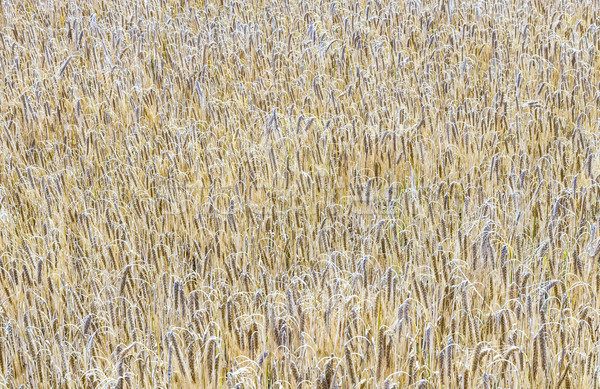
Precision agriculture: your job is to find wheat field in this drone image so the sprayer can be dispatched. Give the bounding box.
[1,0,600,387]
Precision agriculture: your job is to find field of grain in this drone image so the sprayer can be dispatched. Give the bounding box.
[1,0,600,387]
